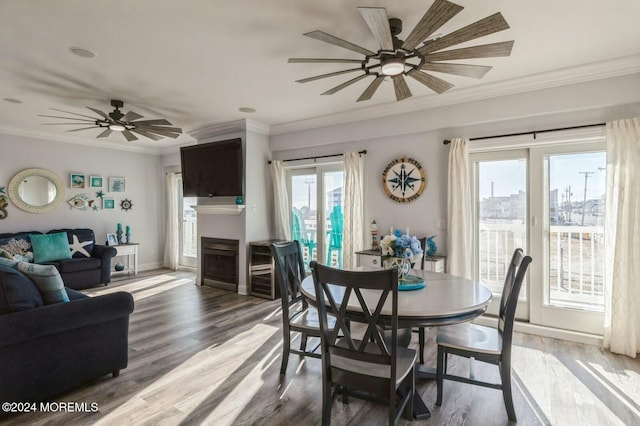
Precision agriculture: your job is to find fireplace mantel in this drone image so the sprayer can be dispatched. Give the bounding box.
[192,205,245,215]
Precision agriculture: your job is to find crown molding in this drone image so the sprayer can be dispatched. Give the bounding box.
[0,125,190,155]
[270,55,640,136]
[189,118,270,141]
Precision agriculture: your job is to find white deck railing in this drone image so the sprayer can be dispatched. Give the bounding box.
[479,222,604,310]
[183,217,197,257]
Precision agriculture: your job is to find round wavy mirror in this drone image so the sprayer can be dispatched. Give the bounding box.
[8,168,65,213]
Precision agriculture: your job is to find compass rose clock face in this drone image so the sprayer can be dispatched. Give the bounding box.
[382,156,427,203]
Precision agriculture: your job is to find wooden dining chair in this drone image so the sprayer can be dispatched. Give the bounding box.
[310,261,415,426]
[416,237,427,364]
[435,248,532,422]
[270,241,334,375]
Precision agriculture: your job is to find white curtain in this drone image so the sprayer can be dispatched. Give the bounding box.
[447,138,473,279]
[343,152,365,269]
[163,172,179,270]
[603,118,640,358]
[270,160,291,240]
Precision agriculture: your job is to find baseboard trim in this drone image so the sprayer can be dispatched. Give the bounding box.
[474,315,603,347]
[139,261,162,271]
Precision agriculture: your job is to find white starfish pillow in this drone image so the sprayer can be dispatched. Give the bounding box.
[69,234,92,258]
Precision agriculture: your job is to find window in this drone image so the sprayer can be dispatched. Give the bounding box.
[287,164,344,269]
[471,130,606,334]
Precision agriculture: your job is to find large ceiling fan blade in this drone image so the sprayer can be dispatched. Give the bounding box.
[356,76,385,102]
[358,7,394,51]
[130,129,164,141]
[43,122,99,125]
[50,108,102,120]
[137,127,181,138]
[97,129,112,138]
[38,115,96,122]
[407,70,454,94]
[136,125,182,133]
[424,40,514,61]
[418,12,510,55]
[421,62,492,79]
[122,111,143,122]
[87,107,110,120]
[130,119,173,126]
[321,74,369,95]
[288,58,363,64]
[402,0,464,50]
[392,75,412,101]
[122,130,138,142]
[304,30,375,56]
[296,68,363,83]
[65,126,101,132]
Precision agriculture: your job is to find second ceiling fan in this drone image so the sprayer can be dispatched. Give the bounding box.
[289,0,514,102]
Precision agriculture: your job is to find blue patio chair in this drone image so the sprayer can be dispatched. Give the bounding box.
[292,208,317,262]
[326,206,343,268]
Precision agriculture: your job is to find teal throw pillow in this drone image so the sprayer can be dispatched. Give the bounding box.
[30,232,72,263]
[17,261,69,305]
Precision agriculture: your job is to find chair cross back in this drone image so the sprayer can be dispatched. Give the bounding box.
[498,249,531,346]
[310,262,415,425]
[270,240,326,376]
[271,240,307,309]
[322,277,394,360]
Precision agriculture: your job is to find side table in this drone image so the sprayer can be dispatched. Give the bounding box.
[112,243,139,275]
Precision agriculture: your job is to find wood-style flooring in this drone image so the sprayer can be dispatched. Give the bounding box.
[4,270,640,425]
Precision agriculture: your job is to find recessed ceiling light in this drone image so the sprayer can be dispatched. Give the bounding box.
[3,98,22,104]
[238,107,256,113]
[69,47,96,58]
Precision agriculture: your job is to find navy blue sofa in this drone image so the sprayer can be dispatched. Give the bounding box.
[0,264,134,408]
[0,228,116,290]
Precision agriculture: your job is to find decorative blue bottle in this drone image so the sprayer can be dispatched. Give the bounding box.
[426,235,437,257]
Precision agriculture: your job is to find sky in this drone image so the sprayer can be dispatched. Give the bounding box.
[291,171,343,211]
[478,152,606,201]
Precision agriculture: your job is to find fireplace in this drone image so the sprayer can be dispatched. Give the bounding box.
[201,237,239,292]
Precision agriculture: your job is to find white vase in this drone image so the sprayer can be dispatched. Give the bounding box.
[383,257,412,281]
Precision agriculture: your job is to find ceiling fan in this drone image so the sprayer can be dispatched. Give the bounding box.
[39,99,182,141]
[289,0,514,102]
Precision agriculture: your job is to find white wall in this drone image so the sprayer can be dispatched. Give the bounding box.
[0,133,165,269]
[270,74,640,257]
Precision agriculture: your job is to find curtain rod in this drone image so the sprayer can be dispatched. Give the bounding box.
[442,123,605,145]
[268,149,367,164]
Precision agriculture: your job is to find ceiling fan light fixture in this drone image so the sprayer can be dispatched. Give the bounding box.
[381,57,405,76]
[109,123,126,132]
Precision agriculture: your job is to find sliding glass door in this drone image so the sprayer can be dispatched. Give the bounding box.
[472,139,606,334]
[529,143,606,334]
[287,164,344,269]
[177,175,197,268]
[472,150,529,319]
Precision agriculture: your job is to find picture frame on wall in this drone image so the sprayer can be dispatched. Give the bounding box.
[103,198,115,209]
[90,176,103,188]
[106,233,117,246]
[70,173,86,189]
[109,177,126,192]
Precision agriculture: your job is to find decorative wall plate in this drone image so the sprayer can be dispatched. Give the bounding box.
[382,156,426,203]
[120,199,133,211]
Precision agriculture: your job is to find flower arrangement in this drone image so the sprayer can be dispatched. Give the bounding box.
[380,229,424,264]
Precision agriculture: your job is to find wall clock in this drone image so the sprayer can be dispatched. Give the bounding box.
[382,156,426,203]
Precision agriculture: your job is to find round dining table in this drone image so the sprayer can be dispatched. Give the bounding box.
[300,268,493,420]
[300,268,492,327]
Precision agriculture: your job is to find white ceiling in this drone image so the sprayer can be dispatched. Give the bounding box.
[1,0,639,152]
